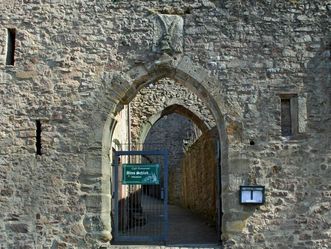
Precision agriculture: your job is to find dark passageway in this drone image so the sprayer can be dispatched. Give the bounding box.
[142,113,219,245]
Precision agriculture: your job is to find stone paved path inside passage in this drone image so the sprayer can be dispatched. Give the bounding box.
[168,203,218,245]
[110,197,221,249]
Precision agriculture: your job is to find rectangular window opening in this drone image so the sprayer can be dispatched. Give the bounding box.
[279,94,299,137]
[36,120,42,156]
[281,98,292,136]
[6,28,16,66]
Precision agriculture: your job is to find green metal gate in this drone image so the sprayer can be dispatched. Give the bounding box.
[112,150,168,243]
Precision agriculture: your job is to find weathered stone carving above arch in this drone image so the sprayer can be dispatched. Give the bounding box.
[153,14,183,55]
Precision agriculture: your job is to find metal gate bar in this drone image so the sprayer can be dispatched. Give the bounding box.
[113,150,168,243]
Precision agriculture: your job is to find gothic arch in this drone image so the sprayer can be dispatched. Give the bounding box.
[86,55,231,243]
[138,104,210,145]
[130,77,215,143]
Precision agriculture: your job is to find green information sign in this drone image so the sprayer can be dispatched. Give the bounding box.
[122,164,160,185]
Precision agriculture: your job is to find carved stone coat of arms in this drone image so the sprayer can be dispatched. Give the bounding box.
[153,14,184,55]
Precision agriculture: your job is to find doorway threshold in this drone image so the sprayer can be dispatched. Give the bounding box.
[166,243,221,248]
[109,245,221,249]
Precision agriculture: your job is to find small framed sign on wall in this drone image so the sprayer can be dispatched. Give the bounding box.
[239,186,265,205]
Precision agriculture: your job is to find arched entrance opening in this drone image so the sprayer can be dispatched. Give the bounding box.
[98,56,229,245]
[141,109,220,244]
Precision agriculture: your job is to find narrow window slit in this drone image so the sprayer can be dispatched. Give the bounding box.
[281,99,292,136]
[6,28,16,66]
[36,120,42,156]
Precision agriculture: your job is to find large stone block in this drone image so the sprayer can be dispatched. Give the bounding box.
[225,220,247,233]
[15,71,37,80]
[298,95,307,133]
[176,56,208,86]
[83,155,102,177]
[85,194,102,211]
[228,158,251,174]
[5,223,29,233]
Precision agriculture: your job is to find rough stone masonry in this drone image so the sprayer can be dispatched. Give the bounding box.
[0,0,330,248]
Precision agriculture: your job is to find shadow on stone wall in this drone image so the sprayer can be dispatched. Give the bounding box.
[304,34,331,133]
[180,127,219,225]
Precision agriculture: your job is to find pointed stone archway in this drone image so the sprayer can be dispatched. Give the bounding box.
[138,103,210,145]
[129,77,215,144]
[82,54,233,246]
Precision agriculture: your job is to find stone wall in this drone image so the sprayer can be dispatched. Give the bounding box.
[181,128,218,225]
[0,0,330,248]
